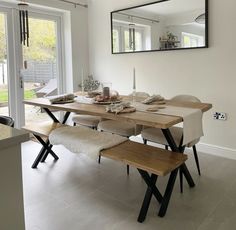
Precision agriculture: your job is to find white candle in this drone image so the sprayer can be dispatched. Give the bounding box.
[133,68,136,90]
[81,68,84,91]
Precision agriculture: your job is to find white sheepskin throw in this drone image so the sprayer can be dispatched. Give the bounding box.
[49,126,128,159]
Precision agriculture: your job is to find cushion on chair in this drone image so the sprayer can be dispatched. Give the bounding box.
[141,127,200,148]
[72,115,101,128]
[98,120,136,137]
[141,127,183,146]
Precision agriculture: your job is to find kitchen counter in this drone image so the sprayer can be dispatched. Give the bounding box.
[0,124,29,230]
[0,124,29,149]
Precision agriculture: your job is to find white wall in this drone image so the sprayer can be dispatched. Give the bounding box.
[88,0,236,154]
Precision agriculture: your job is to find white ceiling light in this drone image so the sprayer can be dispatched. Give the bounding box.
[195,13,205,24]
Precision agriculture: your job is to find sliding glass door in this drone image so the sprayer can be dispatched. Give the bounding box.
[0,3,64,128]
[0,11,9,116]
[21,13,62,124]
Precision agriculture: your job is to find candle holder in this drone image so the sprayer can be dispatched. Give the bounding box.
[132,89,136,103]
[81,85,85,94]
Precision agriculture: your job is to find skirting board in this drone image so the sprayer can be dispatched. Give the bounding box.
[130,135,236,161]
[193,142,236,161]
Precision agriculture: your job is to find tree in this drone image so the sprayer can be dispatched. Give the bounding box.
[0,14,56,62]
[23,18,56,61]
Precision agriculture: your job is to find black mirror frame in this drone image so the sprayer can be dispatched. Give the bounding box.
[110,0,208,54]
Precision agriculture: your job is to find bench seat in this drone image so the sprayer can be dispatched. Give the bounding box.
[22,121,65,168]
[101,140,187,176]
[22,122,188,222]
[22,121,65,137]
[102,140,187,221]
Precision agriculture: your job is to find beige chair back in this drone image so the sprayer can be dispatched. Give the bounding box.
[171,95,201,103]
[171,94,201,147]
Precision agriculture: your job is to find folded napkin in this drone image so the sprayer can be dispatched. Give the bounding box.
[49,126,128,159]
[75,95,94,104]
[142,95,164,104]
[46,93,75,104]
[106,102,131,114]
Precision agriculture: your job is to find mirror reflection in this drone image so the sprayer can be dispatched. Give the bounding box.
[111,0,208,53]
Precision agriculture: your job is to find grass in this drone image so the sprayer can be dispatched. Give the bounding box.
[0,89,36,103]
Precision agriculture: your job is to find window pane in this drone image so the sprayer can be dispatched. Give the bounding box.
[0,13,9,116]
[135,31,142,51]
[112,29,119,52]
[182,32,204,48]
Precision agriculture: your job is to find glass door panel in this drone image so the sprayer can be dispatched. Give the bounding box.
[0,12,9,116]
[22,16,59,123]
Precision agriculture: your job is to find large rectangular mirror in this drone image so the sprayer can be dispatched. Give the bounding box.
[111,0,208,54]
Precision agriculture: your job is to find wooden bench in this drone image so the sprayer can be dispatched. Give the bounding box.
[101,141,187,222]
[22,121,65,168]
[22,122,187,222]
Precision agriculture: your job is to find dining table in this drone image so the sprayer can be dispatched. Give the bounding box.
[23,95,212,190]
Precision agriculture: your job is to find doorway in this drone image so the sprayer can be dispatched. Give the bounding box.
[0,12,9,116]
[0,3,64,127]
[21,13,61,124]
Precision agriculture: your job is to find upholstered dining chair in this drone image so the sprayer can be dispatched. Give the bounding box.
[97,92,150,174]
[72,114,101,130]
[0,116,14,127]
[141,95,202,176]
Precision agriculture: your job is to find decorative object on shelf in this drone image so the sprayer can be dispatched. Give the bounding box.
[78,75,100,92]
[159,31,180,50]
[195,13,205,24]
[18,0,29,47]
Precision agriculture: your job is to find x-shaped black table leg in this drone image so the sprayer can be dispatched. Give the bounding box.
[31,108,71,168]
[137,168,179,222]
[161,128,195,189]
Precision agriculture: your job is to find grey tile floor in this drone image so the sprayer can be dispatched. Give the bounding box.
[22,141,236,230]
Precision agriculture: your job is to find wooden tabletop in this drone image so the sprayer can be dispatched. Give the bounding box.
[23,98,212,129]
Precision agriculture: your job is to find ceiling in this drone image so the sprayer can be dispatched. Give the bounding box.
[129,0,205,16]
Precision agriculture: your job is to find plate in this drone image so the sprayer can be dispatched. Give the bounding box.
[93,100,121,105]
[52,99,75,104]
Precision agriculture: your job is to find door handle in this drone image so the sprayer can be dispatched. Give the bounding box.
[20,76,23,89]
[24,60,28,69]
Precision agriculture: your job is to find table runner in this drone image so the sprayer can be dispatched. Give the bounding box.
[133,102,203,145]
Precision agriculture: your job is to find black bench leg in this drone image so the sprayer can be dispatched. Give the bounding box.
[32,145,48,169]
[181,163,195,188]
[179,168,183,193]
[127,165,130,175]
[158,168,178,217]
[98,154,101,164]
[161,129,195,189]
[40,144,54,162]
[32,135,59,168]
[137,170,163,223]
